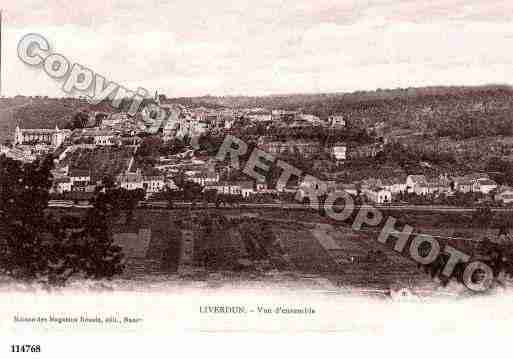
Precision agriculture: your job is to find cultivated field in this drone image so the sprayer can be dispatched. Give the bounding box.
[44,207,497,293]
[62,147,134,180]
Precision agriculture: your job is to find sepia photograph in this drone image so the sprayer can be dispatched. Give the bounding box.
[1,0,513,356]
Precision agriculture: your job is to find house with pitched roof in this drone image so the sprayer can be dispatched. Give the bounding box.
[69,169,91,192]
[205,182,242,196]
[406,175,427,193]
[142,174,165,195]
[495,187,513,204]
[53,177,72,194]
[363,187,391,204]
[329,142,347,161]
[381,177,407,194]
[238,181,255,198]
[452,176,473,193]
[473,178,498,194]
[413,177,451,196]
[117,170,144,191]
[336,183,358,196]
[189,170,219,187]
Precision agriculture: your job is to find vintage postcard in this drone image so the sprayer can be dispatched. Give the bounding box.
[0,0,513,356]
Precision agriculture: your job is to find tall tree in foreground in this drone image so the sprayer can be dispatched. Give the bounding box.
[74,184,125,279]
[0,155,125,285]
[0,155,54,281]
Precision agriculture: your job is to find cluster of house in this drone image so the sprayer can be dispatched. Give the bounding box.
[17,96,513,207]
[176,162,272,199]
[238,109,346,129]
[405,173,501,196]
[294,172,507,205]
[256,137,383,162]
[126,99,247,139]
[51,166,168,198]
[116,169,167,194]
[0,144,37,162]
[257,138,323,157]
[4,125,72,162]
[52,167,94,194]
[356,173,502,204]
[7,90,355,165]
[69,128,132,146]
[45,141,513,206]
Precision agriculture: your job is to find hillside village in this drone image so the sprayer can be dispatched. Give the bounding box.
[2,87,513,207]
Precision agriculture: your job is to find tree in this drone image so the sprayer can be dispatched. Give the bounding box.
[136,136,163,161]
[112,187,145,224]
[472,206,494,227]
[94,113,108,126]
[70,111,90,129]
[161,137,186,156]
[73,186,125,279]
[161,187,183,207]
[204,189,218,204]
[0,155,55,281]
[0,155,125,286]
[177,180,203,204]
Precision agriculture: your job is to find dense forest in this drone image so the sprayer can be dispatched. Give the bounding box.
[167,85,513,138]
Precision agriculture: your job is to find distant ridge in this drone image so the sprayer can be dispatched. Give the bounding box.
[166,84,513,108]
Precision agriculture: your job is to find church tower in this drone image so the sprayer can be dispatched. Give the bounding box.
[52,125,64,147]
[14,125,22,145]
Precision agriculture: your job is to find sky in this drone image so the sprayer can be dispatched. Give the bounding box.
[1,0,513,97]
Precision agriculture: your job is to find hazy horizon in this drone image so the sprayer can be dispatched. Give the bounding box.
[2,83,513,100]
[1,1,513,97]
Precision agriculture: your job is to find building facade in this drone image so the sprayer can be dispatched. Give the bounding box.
[14,125,69,148]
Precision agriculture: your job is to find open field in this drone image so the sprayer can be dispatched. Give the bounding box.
[61,147,134,180]
[42,206,509,293]
[77,209,436,289]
